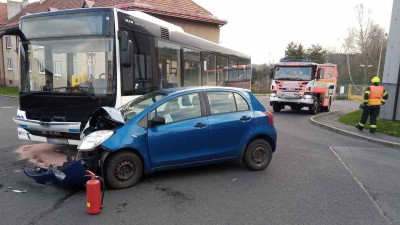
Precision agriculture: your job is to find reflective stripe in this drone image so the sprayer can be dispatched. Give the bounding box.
[381,99,387,102]
[370,125,377,128]
[359,122,365,127]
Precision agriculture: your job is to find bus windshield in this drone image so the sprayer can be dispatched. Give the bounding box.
[274,66,313,81]
[21,37,114,96]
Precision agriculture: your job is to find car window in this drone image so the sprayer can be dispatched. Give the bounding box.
[234,93,250,111]
[150,93,202,124]
[208,92,236,115]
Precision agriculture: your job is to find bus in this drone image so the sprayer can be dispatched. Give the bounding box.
[2,7,251,145]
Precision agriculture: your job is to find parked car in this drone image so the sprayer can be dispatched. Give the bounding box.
[77,87,277,189]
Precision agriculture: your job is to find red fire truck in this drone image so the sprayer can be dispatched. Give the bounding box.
[269,59,338,114]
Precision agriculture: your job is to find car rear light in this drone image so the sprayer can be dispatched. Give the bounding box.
[264,111,274,126]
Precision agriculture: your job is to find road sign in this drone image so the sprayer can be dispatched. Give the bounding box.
[87,58,96,67]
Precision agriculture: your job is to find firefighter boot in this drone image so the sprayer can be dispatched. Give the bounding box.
[369,128,376,134]
[355,125,363,131]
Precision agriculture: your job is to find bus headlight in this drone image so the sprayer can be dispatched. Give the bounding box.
[78,130,114,151]
[304,94,312,99]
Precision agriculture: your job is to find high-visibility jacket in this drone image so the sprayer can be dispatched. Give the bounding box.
[367,85,384,106]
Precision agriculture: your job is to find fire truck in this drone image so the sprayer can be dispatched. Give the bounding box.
[269,59,338,114]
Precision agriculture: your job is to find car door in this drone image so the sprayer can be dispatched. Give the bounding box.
[206,91,254,159]
[147,92,209,168]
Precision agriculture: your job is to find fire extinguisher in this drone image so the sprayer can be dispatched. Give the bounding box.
[85,170,105,215]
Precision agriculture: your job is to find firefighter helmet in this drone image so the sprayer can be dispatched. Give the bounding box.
[371,77,380,84]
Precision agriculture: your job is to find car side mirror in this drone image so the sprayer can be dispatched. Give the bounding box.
[119,31,132,68]
[150,116,165,126]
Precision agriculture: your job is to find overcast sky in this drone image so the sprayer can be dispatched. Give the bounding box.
[1,0,393,64]
[194,0,394,64]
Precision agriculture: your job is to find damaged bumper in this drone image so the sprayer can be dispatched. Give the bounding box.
[24,160,88,188]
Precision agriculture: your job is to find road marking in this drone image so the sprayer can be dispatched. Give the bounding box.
[329,146,392,225]
[1,106,15,109]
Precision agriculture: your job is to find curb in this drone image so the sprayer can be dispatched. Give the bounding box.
[310,110,400,149]
[0,95,18,98]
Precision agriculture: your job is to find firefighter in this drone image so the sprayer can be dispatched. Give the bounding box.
[355,76,388,133]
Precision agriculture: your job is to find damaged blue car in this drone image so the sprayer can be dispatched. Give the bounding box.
[77,87,277,189]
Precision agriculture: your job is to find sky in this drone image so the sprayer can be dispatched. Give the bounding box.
[193,0,394,64]
[0,0,393,64]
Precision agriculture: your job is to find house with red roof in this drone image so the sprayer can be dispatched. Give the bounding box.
[0,0,227,86]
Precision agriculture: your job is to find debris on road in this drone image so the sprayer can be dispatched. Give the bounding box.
[12,189,27,193]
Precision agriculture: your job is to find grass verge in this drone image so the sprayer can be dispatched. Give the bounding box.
[338,110,400,137]
[0,86,19,96]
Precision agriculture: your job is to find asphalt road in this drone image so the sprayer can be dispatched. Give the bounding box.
[0,96,399,225]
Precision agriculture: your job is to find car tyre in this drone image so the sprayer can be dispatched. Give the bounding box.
[273,105,281,112]
[309,100,318,115]
[243,139,273,171]
[104,151,143,189]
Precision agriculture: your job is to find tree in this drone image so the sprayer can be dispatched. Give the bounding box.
[306,44,327,63]
[342,4,388,85]
[284,42,307,60]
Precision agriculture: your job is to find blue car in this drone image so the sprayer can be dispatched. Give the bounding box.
[77,87,277,189]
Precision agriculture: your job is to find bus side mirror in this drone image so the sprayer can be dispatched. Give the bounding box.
[269,68,274,79]
[120,31,132,68]
[329,85,334,89]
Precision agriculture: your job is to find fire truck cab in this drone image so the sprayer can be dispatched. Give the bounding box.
[269,59,338,114]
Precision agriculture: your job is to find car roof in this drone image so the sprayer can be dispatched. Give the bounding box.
[154,86,251,95]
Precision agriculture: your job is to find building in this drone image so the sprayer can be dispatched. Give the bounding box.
[0,0,227,87]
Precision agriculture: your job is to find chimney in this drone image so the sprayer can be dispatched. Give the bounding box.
[7,0,29,20]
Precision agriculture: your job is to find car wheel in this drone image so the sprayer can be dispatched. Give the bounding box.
[104,151,143,189]
[273,105,281,112]
[243,139,273,171]
[309,100,318,115]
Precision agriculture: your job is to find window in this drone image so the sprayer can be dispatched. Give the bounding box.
[183,48,201,86]
[5,36,12,49]
[29,60,32,72]
[7,58,13,70]
[39,60,45,74]
[216,56,228,85]
[208,92,236,115]
[150,93,201,124]
[54,61,62,76]
[202,52,216,86]
[234,93,250,111]
[158,41,181,89]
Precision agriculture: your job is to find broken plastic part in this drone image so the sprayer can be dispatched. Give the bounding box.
[24,160,88,189]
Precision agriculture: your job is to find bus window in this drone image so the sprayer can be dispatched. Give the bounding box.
[158,41,181,89]
[121,30,157,95]
[183,48,201,86]
[202,52,216,86]
[228,59,238,81]
[216,55,228,86]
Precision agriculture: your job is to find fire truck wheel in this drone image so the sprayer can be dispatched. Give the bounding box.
[309,100,318,115]
[273,105,281,112]
[105,151,143,189]
[243,139,273,171]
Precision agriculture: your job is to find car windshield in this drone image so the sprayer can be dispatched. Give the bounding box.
[274,66,312,80]
[120,92,167,122]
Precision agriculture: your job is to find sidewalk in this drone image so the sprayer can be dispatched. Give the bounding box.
[310,110,400,149]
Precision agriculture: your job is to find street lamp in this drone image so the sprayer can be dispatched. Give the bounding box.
[360,64,373,86]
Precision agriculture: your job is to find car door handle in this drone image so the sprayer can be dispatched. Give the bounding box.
[194,122,207,128]
[240,116,252,121]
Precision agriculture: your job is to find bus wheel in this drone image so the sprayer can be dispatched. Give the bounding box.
[243,139,273,171]
[105,151,143,189]
[273,104,281,112]
[309,100,318,115]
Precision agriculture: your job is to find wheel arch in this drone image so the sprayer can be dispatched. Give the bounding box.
[103,147,146,173]
[246,134,276,153]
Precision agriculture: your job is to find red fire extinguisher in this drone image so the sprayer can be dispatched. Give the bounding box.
[85,170,105,215]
